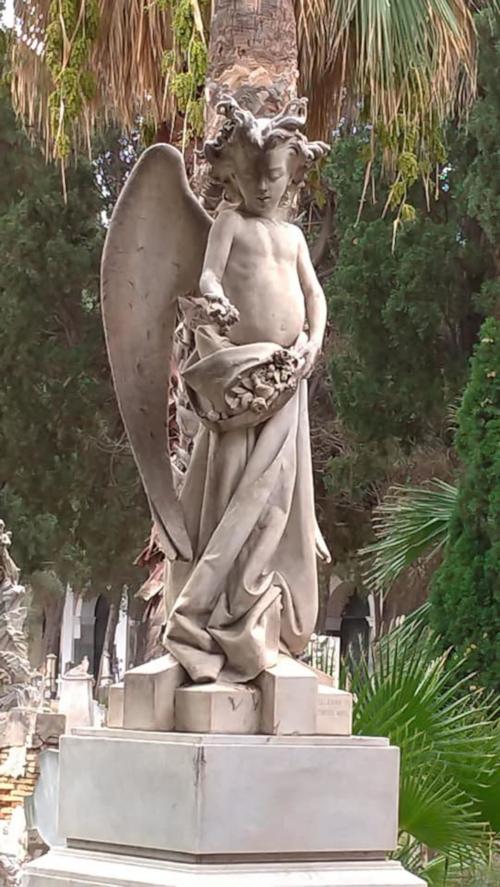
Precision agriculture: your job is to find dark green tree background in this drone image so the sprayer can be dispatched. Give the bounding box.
[0,36,148,591]
[426,14,500,690]
[430,318,500,690]
[316,13,500,572]
[325,128,485,452]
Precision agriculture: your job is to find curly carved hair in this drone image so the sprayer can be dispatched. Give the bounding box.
[203,96,329,202]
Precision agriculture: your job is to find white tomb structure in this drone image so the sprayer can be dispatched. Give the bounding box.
[59,589,130,681]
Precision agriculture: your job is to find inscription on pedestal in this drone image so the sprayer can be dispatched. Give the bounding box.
[316,686,352,735]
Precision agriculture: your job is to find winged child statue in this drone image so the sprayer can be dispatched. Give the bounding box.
[101,96,330,684]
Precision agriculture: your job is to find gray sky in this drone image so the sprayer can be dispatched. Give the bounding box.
[3,0,14,26]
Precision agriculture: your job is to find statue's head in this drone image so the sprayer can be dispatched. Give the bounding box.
[203,97,329,216]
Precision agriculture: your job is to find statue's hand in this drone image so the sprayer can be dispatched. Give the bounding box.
[294,338,321,379]
[184,293,240,332]
[205,293,240,330]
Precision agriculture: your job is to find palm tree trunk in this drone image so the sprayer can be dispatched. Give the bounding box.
[207,0,298,117]
[200,0,299,208]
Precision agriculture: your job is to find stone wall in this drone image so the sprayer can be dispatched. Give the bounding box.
[0,747,40,822]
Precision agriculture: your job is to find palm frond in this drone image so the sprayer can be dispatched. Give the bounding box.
[360,479,458,594]
[423,854,500,887]
[11,0,174,155]
[9,0,499,155]
[352,621,499,867]
[296,0,480,137]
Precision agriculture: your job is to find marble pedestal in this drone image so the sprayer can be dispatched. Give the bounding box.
[22,729,424,887]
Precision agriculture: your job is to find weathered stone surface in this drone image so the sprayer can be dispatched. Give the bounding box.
[58,676,94,733]
[255,654,317,734]
[106,684,124,729]
[34,712,66,747]
[123,655,186,731]
[316,686,352,736]
[175,683,260,734]
[56,730,400,857]
[0,709,36,748]
[0,709,63,749]
[0,519,40,712]
[23,848,427,886]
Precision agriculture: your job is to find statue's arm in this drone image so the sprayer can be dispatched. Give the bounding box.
[196,210,240,328]
[200,210,236,298]
[296,229,327,376]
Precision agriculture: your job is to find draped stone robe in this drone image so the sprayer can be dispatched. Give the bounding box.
[164,326,318,683]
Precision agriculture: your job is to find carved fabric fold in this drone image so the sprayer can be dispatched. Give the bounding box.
[164,332,317,683]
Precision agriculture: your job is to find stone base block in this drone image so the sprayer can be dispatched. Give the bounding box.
[317,687,352,735]
[256,654,317,734]
[123,654,186,731]
[55,730,400,857]
[23,848,426,886]
[58,675,94,732]
[110,655,354,736]
[106,683,124,728]
[175,682,261,733]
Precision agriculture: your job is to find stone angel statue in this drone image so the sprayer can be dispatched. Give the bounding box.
[102,97,330,684]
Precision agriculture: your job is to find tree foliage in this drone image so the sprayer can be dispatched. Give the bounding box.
[430,318,500,691]
[320,14,500,565]
[0,38,148,591]
[10,0,483,164]
[325,131,484,455]
[463,12,500,262]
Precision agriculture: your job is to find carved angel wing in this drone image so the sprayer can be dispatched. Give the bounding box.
[101,144,211,561]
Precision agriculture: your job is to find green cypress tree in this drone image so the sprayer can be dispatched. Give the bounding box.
[430,317,500,690]
[0,29,148,590]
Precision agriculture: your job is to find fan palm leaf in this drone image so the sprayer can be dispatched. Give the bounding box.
[352,615,499,871]
[296,0,478,137]
[8,0,499,154]
[361,479,458,594]
[423,855,500,887]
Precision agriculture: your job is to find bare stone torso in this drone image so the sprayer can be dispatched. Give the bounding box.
[222,212,306,348]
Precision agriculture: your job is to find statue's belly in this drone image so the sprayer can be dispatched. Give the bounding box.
[226,277,305,348]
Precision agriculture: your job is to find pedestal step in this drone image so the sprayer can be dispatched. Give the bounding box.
[115,654,353,736]
[23,848,426,886]
[53,731,399,858]
[175,682,261,733]
[123,655,186,731]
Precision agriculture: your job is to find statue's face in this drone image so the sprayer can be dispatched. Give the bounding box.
[233,147,290,216]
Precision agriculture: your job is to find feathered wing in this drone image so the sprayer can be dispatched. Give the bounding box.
[101,144,211,561]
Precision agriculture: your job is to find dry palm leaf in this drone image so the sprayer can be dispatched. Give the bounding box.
[9,0,494,161]
[296,0,478,137]
[12,0,175,156]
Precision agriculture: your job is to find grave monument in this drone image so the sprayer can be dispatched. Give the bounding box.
[23,97,424,886]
